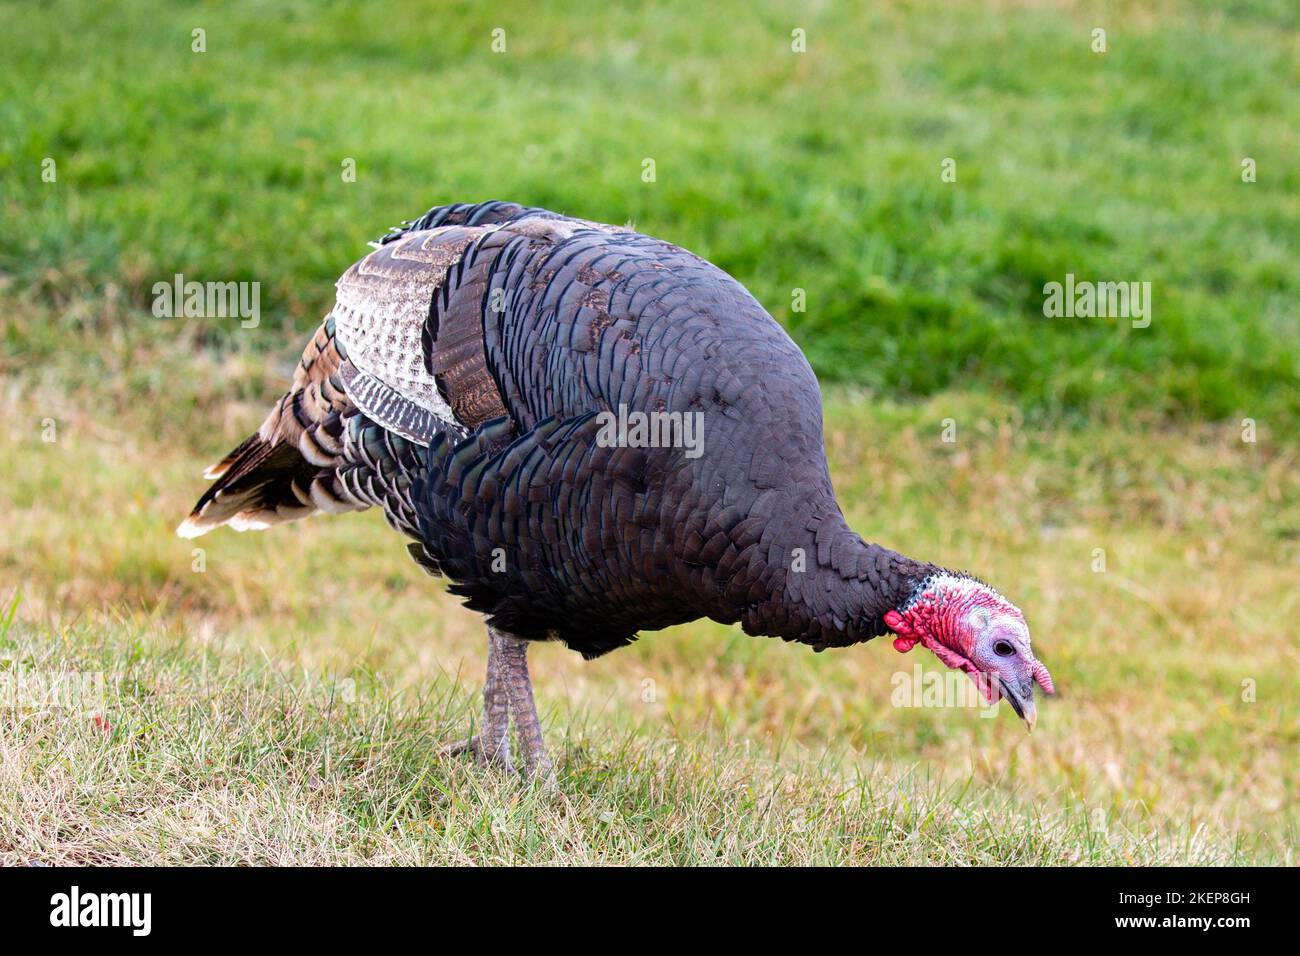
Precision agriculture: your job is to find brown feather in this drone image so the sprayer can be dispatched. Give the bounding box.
[178,315,364,538]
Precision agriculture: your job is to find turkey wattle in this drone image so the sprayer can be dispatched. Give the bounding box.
[179,200,1055,780]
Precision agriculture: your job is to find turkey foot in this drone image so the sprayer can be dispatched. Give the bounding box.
[441,626,552,785]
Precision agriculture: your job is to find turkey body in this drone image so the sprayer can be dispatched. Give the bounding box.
[184,200,930,665]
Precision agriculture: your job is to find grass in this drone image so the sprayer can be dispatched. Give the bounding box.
[0,619,1272,866]
[0,0,1296,864]
[1,291,1295,864]
[1,0,1297,421]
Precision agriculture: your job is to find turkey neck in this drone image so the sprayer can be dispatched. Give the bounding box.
[737,504,938,651]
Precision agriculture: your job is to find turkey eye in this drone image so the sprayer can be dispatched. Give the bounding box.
[994,640,1016,657]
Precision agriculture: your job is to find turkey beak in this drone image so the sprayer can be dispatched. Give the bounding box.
[998,677,1037,732]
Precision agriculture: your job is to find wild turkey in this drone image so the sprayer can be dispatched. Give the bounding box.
[180,200,1055,780]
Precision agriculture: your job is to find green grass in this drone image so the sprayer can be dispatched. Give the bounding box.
[0,615,1275,865]
[1,0,1297,864]
[2,0,1297,421]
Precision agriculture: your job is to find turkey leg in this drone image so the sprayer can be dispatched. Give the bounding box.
[439,626,513,771]
[493,628,554,784]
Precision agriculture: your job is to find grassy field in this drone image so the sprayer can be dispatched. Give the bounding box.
[3,0,1297,420]
[1,0,1296,864]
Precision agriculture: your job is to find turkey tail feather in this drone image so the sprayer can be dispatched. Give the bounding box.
[201,433,260,480]
[178,313,365,539]
[177,438,320,538]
